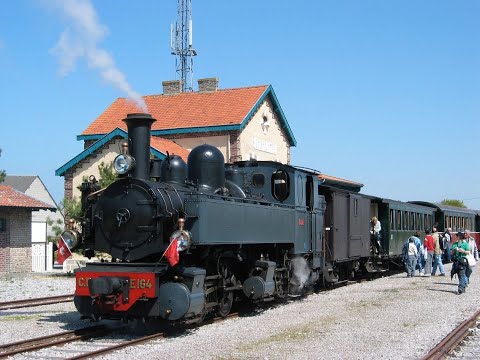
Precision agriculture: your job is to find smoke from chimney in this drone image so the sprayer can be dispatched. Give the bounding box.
[46,0,147,112]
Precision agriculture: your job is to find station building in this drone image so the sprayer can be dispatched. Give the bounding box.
[56,78,297,200]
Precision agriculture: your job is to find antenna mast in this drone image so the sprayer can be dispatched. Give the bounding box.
[171,0,197,92]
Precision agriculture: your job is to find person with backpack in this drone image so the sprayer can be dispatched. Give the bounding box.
[431,227,446,276]
[412,232,424,275]
[451,232,470,295]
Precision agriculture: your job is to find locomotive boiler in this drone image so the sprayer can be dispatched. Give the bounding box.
[72,113,333,323]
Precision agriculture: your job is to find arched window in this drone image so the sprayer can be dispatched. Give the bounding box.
[271,170,290,201]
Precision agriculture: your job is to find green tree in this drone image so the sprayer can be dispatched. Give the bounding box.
[440,199,467,208]
[47,217,64,243]
[0,148,5,183]
[98,161,117,188]
[61,197,83,223]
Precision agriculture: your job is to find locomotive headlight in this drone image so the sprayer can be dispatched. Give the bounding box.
[113,154,135,175]
[170,230,192,252]
[60,229,80,251]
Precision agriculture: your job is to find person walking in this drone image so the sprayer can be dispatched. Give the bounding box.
[465,230,478,285]
[423,229,435,277]
[451,232,470,295]
[443,228,452,263]
[432,227,446,276]
[405,237,418,277]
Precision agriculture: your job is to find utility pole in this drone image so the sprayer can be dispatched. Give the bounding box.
[171,0,197,92]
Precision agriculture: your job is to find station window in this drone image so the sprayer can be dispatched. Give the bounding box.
[271,170,290,202]
[0,218,5,232]
[252,173,265,187]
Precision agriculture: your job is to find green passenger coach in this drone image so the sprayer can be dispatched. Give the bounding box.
[371,199,436,257]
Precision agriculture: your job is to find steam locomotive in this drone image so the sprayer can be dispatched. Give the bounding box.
[68,113,478,324]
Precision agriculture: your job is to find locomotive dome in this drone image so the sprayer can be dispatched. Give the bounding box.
[188,144,225,192]
[160,155,187,184]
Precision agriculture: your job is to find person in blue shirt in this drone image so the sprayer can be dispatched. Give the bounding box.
[404,232,424,275]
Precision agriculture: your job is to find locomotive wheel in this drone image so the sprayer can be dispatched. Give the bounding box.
[217,291,234,318]
[216,262,235,317]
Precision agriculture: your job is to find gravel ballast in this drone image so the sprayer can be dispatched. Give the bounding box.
[0,263,478,359]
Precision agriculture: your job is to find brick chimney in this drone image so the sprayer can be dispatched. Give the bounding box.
[198,77,219,92]
[162,80,183,95]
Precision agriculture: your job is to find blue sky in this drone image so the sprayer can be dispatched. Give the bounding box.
[0,0,479,209]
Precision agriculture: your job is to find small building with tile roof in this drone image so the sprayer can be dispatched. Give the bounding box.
[0,185,56,274]
[56,79,296,200]
[2,176,64,240]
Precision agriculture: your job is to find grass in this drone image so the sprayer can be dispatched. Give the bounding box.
[238,318,335,353]
[0,314,40,321]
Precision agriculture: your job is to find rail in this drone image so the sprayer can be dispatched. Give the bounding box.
[0,294,74,311]
[422,308,480,359]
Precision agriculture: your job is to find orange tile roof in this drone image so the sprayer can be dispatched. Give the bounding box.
[82,85,269,136]
[150,137,190,161]
[0,186,56,210]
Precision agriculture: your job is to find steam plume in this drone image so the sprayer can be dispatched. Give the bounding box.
[290,256,311,294]
[47,0,147,112]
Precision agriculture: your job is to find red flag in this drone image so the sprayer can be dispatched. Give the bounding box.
[164,238,179,266]
[57,237,72,265]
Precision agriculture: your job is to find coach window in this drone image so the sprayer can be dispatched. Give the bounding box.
[0,218,5,232]
[410,212,415,230]
[397,210,402,230]
[252,173,265,187]
[403,211,408,230]
[390,209,395,230]
[271,170,290,201]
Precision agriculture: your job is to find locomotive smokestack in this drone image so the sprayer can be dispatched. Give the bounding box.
[123,113,156,180]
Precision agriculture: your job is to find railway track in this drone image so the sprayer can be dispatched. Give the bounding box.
[0,294,74,311]
[68,312,239,359]
[423,308,480,360]
[0,325,109,358]
[0,313,239,359]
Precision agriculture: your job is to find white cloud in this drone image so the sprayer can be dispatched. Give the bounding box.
[46,0,146,112]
